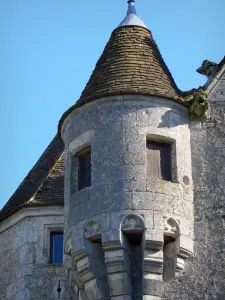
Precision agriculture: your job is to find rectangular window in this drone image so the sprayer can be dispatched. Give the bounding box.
[50,232,63,264]
[77,146,91,191]
[146,140,172,181]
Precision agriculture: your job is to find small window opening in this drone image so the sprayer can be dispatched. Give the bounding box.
[163,236,177,281]
[50,232,63,264]
[146,140,172,181]
[76,147,91,191]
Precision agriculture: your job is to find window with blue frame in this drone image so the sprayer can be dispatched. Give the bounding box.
[50,231,63,264]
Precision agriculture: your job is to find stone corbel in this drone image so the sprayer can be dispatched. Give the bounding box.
[64,235,89,300]
[174,89,210,119]
[82,221,111,300]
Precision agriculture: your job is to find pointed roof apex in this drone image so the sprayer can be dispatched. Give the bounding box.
[118,0,147,29]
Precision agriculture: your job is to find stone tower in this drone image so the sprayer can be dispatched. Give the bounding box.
[59,1,195,299]
[0,1,224,299]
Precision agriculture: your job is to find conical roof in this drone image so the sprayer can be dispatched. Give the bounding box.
[59,1,179,129]
[76,25,179,106]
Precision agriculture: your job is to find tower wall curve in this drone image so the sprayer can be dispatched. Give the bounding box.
[62,95,194,299]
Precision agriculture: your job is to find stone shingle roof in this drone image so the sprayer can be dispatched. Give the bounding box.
[79,26,179,103]
[59,26,180,132]
[0,135,64,223]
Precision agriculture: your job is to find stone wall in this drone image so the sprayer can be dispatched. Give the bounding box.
[162,74,225,299]
[62,95,194,299]
[0,207,75,300]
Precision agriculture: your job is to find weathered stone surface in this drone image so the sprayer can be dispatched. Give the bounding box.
[0,212,75,300]
[162,70,225,299]
[62,96,193,299]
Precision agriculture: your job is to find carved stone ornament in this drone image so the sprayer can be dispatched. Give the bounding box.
[163,217,180,237]
[64,235,72,255]
[84,221,102,241]
[121,214,146,233]
[174,89,210,119]
[196,59,219,78]
[189,90,210,119]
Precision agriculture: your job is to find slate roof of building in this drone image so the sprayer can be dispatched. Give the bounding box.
[59,25,180,131]
[0,135,64,223]
[79,26,179,103]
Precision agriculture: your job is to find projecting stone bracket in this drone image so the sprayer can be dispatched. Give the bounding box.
[64,235,89,300]
[65,214,193,300]
[175,89,210,119]
[163,216,193,281]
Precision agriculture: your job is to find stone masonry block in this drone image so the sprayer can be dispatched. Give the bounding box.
[92,139,125,167]
[98,101,124,123]
[20,243,36,265]
[153,212,163,230]
[132,192,174,213]
[173,199,193,220]
[111,296,132,300]
[94,121,123,141]
[71,187,89,207]
[92,164,126,185]
[108,272,131,296]
[146,178,182,198]
[143,296,162,300]
[96,192,133,214]
[137,108,156,125]
[84,197,98,219]
[70,202,85,224]
[102,230,121,243]
[123,138,146,165]
[85,278,102,300]
[143,276,163,297]
[179,235,194,253]
[145,229,163,244]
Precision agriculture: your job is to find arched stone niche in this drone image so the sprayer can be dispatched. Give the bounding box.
[84,221,102,242]
[121,214,146,233]
[163,217,180,281]
[163,217,180,237]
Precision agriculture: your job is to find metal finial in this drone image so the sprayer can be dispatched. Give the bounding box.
[127,0,136,15]
[118,0,147,29]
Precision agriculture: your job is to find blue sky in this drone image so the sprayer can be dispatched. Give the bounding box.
[0,0,224,209]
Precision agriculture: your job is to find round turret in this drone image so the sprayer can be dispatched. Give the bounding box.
[60,2,194,299]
